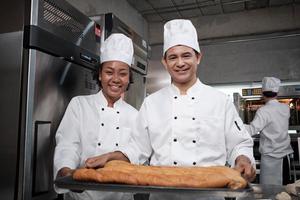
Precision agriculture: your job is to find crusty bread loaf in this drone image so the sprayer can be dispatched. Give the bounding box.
[73,160,247,189]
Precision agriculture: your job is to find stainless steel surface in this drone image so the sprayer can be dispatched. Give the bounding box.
[125,70,146,110]
[56,177,298,199]
[22,50,98,200]
[0,0,100,199]
[55,176,253,198]
[0,31,23,200]
[31,0,100,54]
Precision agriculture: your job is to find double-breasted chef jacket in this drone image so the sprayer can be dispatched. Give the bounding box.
[120,79,255,167]
[54,90,137,200]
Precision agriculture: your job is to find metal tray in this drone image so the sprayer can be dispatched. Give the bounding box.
[55,176,253,198]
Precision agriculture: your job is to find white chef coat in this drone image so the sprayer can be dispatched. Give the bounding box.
[54,90,137,200]
[245,99,293,185]
[120,79,255,168]
[245,99,293,158]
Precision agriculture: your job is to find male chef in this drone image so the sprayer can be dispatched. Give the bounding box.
[245,77,293,185]
[85,19,256,184]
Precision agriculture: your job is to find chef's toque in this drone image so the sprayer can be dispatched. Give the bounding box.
[100,33,133,66]
[262,77,281,93]
[163,19,200,55]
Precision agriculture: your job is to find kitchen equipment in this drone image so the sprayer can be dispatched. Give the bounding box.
[0,0,100,199]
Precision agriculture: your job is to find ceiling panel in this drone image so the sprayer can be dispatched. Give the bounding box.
[160,12,182,20]
[144,14,164,22]
[126,0,299,23]
[197,0,217,7]
[269,0,294,6]
[173,0,197,5]
[245,0,269,10]
[126,0,153,11]
[201,4,222,15]
[148,0,174,8]
[222,1,245,13]
[180,8,202,18]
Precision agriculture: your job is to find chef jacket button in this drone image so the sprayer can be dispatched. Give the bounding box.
[173,161,177,165]
[174,116,177,120]
[192,140,196,143]
[115,143,118,146]
[173,138,177,142]
[117,111,120,114]
[98,142,101,146]
[101,108,104,111]
[193,162,196,165]
[191,97,195,100]
[101,123,104,126]
[174,96,177,99]
[192,117,195,120]
[116,127,119,130]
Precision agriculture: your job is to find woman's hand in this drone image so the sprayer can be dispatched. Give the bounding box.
[85,151,129,169]
[234,155,256,182]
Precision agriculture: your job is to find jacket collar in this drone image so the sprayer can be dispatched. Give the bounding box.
[266,99,278,105]
[170,78,204,96]
[96,90,123,109]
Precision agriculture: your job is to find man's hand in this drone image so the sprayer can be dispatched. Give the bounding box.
[234,155,256,182]
[57,167,74,178]
[85,151,129,169]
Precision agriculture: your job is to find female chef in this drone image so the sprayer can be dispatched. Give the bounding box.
[53,33,137,200]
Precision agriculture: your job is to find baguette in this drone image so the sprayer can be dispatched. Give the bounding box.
[73,160,247,189]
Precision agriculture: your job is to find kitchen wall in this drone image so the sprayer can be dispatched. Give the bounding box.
[147,4,300,94]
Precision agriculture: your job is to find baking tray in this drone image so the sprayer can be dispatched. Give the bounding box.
[55,176,253,198]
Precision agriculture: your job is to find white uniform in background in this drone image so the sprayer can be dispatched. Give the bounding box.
[121,79,255,167]
[54,91,137,200]
[245,77,293,185]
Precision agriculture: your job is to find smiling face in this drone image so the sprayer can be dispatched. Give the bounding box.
[162,45,201,91]
[99,61,130,106]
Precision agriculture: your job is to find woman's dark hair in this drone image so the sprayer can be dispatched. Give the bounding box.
[93,63,133,91]
[263,91,277,98]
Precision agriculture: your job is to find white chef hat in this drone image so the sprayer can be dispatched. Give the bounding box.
[100,33,133,66]
[262,77,281,93]
[163,19,200,55]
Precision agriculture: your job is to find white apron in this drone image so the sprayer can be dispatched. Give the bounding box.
[260,155,282,185]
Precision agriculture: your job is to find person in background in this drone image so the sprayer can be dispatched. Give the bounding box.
[53,33,137,200]
[85,19,256,186]
[245,77,293,185]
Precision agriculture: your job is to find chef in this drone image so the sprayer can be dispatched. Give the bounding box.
[245,77,293,185]
[53,33,137,200]
[86,19,256,183]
